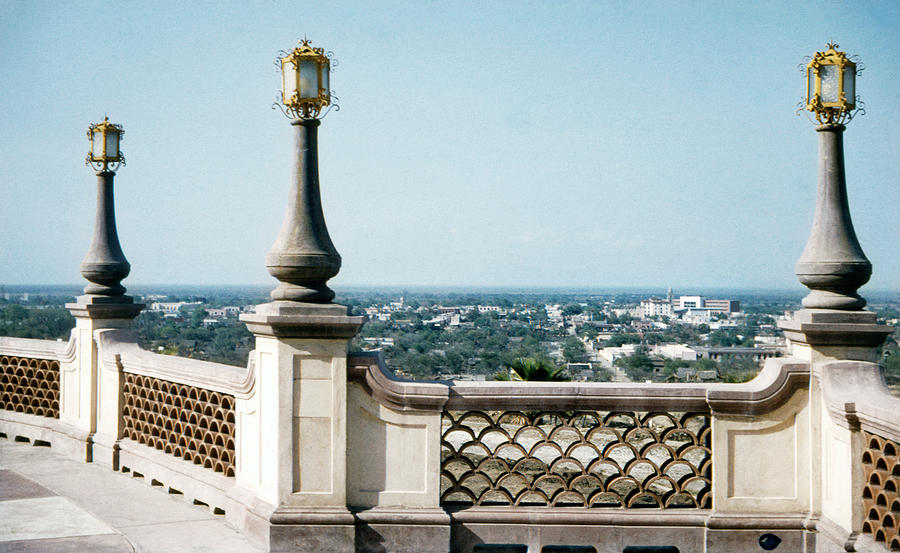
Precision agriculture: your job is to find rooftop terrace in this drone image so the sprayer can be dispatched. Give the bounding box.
[1,39,898,553]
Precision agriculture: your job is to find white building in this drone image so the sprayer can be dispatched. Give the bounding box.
[640,298,673,318]
[596,344,640,365]
[672,295,740,314]
[652,344,698,361]
[149,301,201,314]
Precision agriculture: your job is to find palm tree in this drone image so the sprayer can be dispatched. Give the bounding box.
[494,357,570,382]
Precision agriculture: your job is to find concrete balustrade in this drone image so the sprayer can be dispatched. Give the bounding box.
[1,319,898,552]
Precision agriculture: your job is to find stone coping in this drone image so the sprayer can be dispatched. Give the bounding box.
[0,333,255,400]
[349,353,813,416]
[348,351,449,412]
[705,359,811,415]
[0,336,71,361]
[815,359,900,442]
[95,329,256,399]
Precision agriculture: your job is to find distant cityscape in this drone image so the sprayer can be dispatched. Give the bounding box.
[350,289,787,384]
[1,285,897,392]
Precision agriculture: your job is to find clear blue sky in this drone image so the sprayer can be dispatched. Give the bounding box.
[1,1,897,292]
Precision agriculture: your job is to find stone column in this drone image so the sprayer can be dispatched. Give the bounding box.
[240,116,363,553]
[65,169,143,468]
[779,124,891,363]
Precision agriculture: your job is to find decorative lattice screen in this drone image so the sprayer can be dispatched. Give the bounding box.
[441,410,711,508]
[123,373,236,476]
[0,356,60,418]
[862,431,900,551]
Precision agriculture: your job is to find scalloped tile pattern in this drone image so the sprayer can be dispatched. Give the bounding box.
[122,373,236,476]
[441,410,711,508]
[0,356,60,418]
[862,431,900,551]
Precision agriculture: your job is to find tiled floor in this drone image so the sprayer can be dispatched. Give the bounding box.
[0,469,132,552]
[0,439,263,553]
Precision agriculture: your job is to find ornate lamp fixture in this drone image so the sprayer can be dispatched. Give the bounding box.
[804,42,861,125]
[275,39,333,120]
[80,117,131,296]
[86,117,125,172]
[795,44,870,310]
[265,39,341,302]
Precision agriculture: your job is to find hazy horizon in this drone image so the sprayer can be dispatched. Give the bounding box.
[3,282,898,300]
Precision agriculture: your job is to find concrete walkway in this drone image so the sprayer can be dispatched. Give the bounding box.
[0,437,264,553]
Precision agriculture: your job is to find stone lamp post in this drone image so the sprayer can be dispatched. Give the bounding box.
[69,117,143,319]
[65,117,143,467]
[266,38,340,304]
[795,43,868,310]
[81,118,132,297]
[779,44,891,362]
[239,40,363,552]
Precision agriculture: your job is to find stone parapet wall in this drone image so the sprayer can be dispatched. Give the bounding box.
[2,338,899,552]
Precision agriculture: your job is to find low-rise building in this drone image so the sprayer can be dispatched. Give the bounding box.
[596,344,640,365]
[653,344,698,361]
[693,346,781,362]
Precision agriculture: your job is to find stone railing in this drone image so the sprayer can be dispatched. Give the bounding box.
[346,352,822,552]
[0,337,74,448]
[91,329,253,515]
[3,333,899,553]
[0,330,254,519]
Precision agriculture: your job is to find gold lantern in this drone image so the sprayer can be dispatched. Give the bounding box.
[86,117,125,171]
[276,39,332,119]
[805,43,859,125]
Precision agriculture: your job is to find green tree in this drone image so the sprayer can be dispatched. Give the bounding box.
[606,333,641,347]
[615,353,655,382]
[562,337,588,363]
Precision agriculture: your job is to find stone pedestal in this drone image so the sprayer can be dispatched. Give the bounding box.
[64,295,143,467]
[240,301,363,553]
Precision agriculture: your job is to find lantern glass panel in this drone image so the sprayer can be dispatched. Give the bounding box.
[283,60,297,101]
[807,67,815,104]
[106,131,119,158]
[92,130,104,159]
[298,60,318,99]
[819,64,839,103]
[842,65,855,103]
[322,63,329,95]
